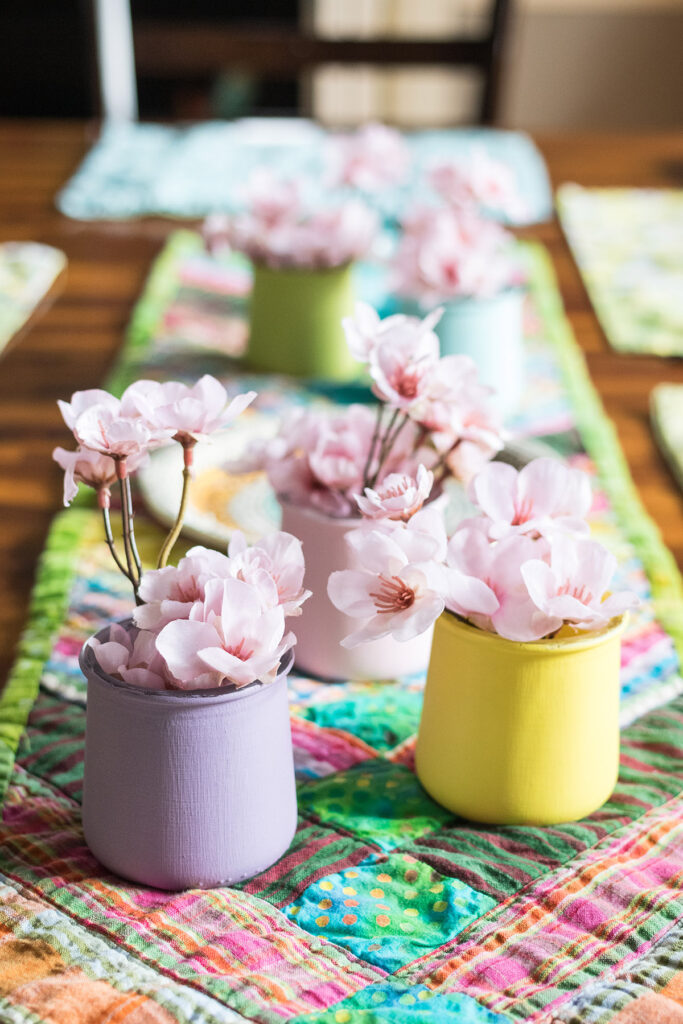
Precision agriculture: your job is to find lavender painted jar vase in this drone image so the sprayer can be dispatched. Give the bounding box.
[280,501,434,682]
[80,622,297,891]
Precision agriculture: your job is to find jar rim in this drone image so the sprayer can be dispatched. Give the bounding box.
[440,609,627,653]
[79,618,293,701]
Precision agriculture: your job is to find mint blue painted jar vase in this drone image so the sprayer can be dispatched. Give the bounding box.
[435,289,525,421]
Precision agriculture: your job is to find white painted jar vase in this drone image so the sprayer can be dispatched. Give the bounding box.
[80,622,297,890]
[434,289,525,421]
[280,501,434,681]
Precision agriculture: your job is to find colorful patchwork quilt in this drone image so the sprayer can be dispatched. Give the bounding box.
[0,235,682,1024]
[56,120,552,226]
[557,185,683,357]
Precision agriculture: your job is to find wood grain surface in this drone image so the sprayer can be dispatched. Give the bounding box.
[0,121,681,691]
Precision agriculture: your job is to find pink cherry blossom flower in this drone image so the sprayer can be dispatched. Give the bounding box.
[68,399,174,466]
[327,526,446,646]
[155,577,295,689]
[328,122,411,192]
[429,147,527,220]
[446,525,560,641]
[209,174,376,270]
[368,320,440,412]
[355,464,433,521]
[341,302,412,363]
[302,201,378,268]
[469,458,593,540]
[89,623,174,690]
[134,546,234,631]
[346,502,448,566]
[252,405,379,517]
[121,376,256,452]
[227,531,311,617]
[393,205,519,304]
[57,389,119,431]
[522,534,639,632]
[52,446,147,508]
[245,169,302,227]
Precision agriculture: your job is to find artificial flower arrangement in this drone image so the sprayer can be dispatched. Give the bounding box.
[234,301,504,679]
[53,374,308,889]
[204,171,378,380]
[326,453,639,826]
[393,148,528,418]
[53,374,309,691]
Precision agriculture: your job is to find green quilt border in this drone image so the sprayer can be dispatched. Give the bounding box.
[0,508,92,804]
[0,235,681,809]
[526,243,683,662]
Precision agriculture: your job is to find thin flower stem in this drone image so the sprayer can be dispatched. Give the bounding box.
[101,506,135,582]
[124,476,143,585]
[117,477,139,595]
[157,465,191,569]
[362,403,384,488]
[368,409,409,489]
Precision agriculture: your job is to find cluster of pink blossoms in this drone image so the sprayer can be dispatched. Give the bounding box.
[394,204,522,305]
[429,146,528,221]
[235,303,503,517]
[55,375,255,502]
[89,531,310,691]
[328,457,639,645]
[326,122,412,192]
[393,146,526,305]
[54,375,256,597]
[204,169,377,270]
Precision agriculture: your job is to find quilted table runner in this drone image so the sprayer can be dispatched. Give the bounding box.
[56,121,552,226]
[0,235,682,1024]
[557,185,683,357]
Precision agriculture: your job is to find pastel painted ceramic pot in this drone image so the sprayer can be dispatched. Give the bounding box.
[416,612,626,825]
[80,622,297,890]
[247,261,358,379]
[434,289,524,420]
[280,501,434,682]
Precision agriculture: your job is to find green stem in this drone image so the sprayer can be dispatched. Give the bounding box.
[368,410,409,489]
[102,506,135,583]
[362,403,384,488]
[123,476,143,585]
[157,465,191,568]
[117,476,138,595]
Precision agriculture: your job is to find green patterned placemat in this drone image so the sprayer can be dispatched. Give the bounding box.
[652,383,683,492]
[557,185,683,356]
[0,241,67,354]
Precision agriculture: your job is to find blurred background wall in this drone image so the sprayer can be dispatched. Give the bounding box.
[1,0,682,129]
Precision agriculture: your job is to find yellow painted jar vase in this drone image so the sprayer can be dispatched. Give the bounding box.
[415,611,626,825]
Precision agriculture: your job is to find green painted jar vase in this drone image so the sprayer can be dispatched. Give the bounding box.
[247,261,358,380]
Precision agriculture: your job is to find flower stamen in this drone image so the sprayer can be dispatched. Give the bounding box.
[369,574,416,614]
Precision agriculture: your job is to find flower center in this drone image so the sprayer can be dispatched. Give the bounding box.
[512,496,534,525]
[391,368,421,400]
[224,638,254,661]
[369,574,416,614]
[558,581,593,605]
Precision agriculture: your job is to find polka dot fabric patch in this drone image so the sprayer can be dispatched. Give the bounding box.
[283,854,495,973]
[297,761,454,851]
[300,691,423,753]
[295,980,506,1022]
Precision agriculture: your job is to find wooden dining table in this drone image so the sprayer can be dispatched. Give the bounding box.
[0,120,682,694]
